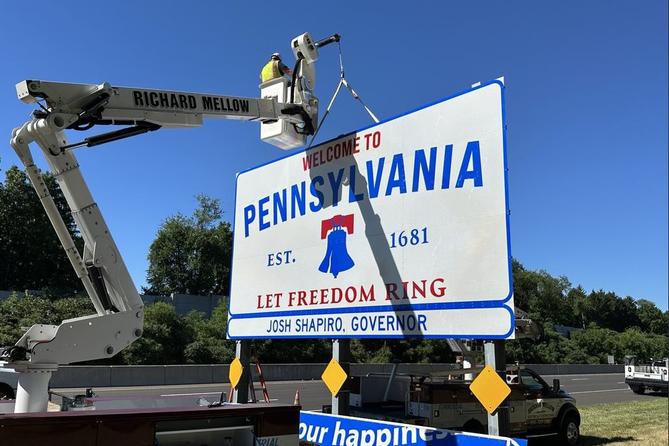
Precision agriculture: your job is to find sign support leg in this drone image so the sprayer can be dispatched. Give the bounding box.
[484,340,510,436]
[331,339,350,415]
[233,340,251,404]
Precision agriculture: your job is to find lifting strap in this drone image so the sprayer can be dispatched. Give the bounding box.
[308,40,379,148]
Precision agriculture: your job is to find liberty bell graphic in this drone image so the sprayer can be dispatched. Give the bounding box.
[318,214,355,278]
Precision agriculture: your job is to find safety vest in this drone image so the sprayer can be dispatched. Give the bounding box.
[260,60,284,83]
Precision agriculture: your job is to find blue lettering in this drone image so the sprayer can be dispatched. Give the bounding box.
[441,144,453,189]
[456,141,483,188]
[243,204,256,238]
[272,189,287,225]
[366,158,385,198]
[385,153,407,196]
[291,182,306,218]
[412,147,436,192]
[309,176,324,212]
[348,165,364,202]
[258,196,270,231]
[327,168,345,207]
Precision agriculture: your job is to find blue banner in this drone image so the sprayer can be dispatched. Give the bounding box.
[299,411,527,446]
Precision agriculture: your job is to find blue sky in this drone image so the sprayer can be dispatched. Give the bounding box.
[1,1,666,310]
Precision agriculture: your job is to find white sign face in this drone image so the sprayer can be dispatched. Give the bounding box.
[229,81,514,339]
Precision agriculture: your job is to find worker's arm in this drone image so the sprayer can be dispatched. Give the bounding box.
[280,63,293,76]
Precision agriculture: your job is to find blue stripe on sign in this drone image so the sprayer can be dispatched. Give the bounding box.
[298,411,528,446]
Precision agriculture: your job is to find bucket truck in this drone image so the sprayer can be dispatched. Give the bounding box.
[0,32,339,415]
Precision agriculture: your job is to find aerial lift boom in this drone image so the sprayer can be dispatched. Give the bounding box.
[2,32,338,413]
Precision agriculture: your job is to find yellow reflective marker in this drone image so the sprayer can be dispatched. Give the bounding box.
[321,358,347,397]
[229,357,243,389]
[469,364,511,414]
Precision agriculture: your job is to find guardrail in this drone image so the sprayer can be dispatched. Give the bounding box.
[40,363,624,388]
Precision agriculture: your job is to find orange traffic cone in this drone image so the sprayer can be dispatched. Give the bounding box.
[294,389,301,405]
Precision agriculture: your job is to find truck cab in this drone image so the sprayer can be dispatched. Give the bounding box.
[350,367,581,445]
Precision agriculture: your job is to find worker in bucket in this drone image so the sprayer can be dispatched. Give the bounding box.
[260,53,293,83]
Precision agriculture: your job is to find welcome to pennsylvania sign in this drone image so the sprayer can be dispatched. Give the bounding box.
[228,80,514,340]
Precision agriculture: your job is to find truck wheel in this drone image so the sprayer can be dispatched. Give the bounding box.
[560,413,580,445]
[630,384,645,394]
[0,383,14,400]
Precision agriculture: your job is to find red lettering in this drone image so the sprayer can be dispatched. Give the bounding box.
[412,280,427,299]
[430,278,447,297]
[302,156,312,171]
[297,290,307,306]
[320,288,329,304]
[342,139,352,157]
[364,133,373,149]
[360,285,375,302]
[331,287,342,304]
[372,131,381,148]
[288,291,297,306]
[345,286,357,303]
[385,283,399,300]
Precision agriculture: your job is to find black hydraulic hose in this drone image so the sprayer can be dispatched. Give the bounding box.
[289,57,303,105]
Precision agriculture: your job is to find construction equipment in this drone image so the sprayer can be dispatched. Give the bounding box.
[1,31,339,414]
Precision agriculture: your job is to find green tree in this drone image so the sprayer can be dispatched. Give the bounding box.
[586,290,640,332]
[0,166,83,293]
[617,328,668,363]
[568,286,589,329]
[145,194,233,296]
[0,294,93,347]
[512,260,572,325]
[121,302,194,364]
[570,327,620,364]
[183,300,235,364]
[636,299,667,335]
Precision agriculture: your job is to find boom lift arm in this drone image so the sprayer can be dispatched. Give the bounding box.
[2,32,337,413]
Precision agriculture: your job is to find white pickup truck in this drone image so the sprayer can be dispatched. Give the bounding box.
[349,367,581,445]
[624,358,668,394]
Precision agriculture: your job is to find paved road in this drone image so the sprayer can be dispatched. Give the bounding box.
[53,372,666,410]
[542,372,666,406]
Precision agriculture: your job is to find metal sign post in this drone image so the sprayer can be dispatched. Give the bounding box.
[484,340,510,436]
[331,339,350,415]
[232,340,251,404]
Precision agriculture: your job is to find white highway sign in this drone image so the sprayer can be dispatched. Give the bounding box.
[228,80,514,339]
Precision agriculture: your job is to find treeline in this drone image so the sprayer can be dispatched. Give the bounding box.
[1,259,666,365]
[0,169,666,365]
[507,260,668,364]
